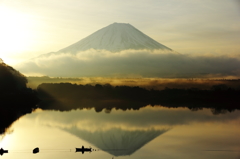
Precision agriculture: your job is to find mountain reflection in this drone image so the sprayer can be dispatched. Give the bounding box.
[62,127,168,156]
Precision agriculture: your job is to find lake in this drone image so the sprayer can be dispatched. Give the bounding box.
[0,105,239,159]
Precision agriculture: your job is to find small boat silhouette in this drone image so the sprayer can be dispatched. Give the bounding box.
[33,147,39,154]
[0,148,8,156]
[76,146,92,154]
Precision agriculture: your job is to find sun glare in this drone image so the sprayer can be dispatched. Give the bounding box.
[0,6,33,62]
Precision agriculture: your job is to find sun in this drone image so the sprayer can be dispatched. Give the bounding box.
[0,6,33,64]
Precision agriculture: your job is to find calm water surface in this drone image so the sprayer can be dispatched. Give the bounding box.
[0,106,240,159]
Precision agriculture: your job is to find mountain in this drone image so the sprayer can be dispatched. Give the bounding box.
[16,23,178,77]
[57,22,172,53]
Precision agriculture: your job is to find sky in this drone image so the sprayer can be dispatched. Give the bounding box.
[0,0,240,66]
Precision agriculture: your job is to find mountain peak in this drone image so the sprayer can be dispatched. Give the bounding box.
[111,22,131,26]
[112,22,130,24]
[58,23,172,53]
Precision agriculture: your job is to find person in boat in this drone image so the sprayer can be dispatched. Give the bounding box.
[75,146,92,154]
[0,148,8,156]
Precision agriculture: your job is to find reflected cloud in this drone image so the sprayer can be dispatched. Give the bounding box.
[27,107,240,129]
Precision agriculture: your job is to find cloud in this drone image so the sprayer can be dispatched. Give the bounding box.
[16,49,240,78]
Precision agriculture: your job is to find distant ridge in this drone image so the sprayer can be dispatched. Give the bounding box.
[57,22,172,53]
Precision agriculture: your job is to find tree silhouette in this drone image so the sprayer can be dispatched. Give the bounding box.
[37,83,240,114]
[0,59,39,135]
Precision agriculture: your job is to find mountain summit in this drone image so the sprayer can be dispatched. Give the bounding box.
[58,23,172,53]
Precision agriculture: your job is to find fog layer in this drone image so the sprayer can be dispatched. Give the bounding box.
[16,50,240,78]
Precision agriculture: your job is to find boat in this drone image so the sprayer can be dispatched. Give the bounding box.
[0,148,8,156]
[76,146,92,154]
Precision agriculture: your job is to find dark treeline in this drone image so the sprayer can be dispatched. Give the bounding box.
[0,60,39,109]
[37,83,240,114]
[0,60,39,134]
[27,76,240,90]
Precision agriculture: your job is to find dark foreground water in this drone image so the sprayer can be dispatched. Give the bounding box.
[0,106,240,159]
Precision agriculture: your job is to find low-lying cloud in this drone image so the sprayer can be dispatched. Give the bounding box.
[16,49,240,78]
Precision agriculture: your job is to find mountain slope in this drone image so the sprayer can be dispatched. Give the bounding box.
[58,22,172,53]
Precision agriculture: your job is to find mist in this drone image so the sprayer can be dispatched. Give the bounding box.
[16,50,240,78]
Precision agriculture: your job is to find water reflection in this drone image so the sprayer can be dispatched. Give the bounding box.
[24,107,171,157]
